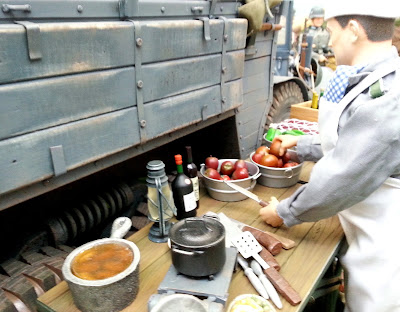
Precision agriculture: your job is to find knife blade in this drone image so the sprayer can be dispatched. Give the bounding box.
[223,180,269,207]
[229,218,296,250]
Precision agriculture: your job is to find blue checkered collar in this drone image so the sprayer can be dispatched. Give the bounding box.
[324,64,366,103]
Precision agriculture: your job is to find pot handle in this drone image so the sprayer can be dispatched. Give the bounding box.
[284,168,294,179]
[171,247,205,256]
[110,217,132,239]
[182,218,212,234]
[252,172,262,180]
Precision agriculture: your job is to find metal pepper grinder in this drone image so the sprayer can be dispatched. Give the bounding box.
[146,160,176,243]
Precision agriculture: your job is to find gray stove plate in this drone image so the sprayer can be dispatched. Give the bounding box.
[158,247,237,304]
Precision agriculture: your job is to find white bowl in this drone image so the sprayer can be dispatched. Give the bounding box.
[228,294,276,312]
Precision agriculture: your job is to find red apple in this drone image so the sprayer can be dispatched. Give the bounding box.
[220,160,235,176]
[283,162,299,168]
[252,153,263,164]
[234,159,248,170]
[205,156,219,170]
[282,152,291,164]
[220,175,231,181]
[232,168,249,180]
[204,168,221,180]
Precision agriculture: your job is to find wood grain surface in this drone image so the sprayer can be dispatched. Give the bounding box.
[37,161,344,312]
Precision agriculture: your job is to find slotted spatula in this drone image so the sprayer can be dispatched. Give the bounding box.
[231,231,268,269]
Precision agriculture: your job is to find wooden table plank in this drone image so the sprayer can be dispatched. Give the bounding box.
[37,161,344,312]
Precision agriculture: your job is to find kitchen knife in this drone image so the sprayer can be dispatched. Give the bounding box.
[229,218,296,250]
[237,255,269,300]
[250,260,283,309]
[224,180,269,206]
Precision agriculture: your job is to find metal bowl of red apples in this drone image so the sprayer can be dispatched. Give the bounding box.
[250,139,303,188]
[200,157,260,202]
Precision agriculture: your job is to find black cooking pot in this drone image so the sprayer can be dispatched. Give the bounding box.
[168,216,226,277]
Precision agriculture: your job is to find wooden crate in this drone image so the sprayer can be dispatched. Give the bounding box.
[290,101,319,122]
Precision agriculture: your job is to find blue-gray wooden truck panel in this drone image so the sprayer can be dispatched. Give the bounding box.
[0,19,246,83]
[0,51,244,140]
[0,18,246,195]
[0,0,241,20]
[236,23,276,158]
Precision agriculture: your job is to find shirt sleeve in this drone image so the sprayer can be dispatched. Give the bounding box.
[277,91,400,227]
[296,134,323,162]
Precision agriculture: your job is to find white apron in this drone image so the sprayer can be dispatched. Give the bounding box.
[318,66,400,312]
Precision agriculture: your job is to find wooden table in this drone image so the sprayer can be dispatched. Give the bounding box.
[37,162,344,312]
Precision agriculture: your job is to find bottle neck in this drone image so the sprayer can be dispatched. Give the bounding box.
[176,164,184,174]
[186,146,193,163]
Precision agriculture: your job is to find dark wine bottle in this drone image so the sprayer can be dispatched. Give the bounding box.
[172,154,197,220]
[185,146,200,209]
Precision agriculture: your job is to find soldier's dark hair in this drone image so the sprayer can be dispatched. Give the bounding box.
[335,15,394,41]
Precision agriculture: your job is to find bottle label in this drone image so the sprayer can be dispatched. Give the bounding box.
[191,176,200,201]
[183,191,197,212]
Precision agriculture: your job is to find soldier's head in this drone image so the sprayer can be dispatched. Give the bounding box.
[309,6,325,27]
[324,1,397,65]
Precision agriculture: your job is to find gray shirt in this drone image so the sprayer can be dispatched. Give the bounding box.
[278,47,400,227]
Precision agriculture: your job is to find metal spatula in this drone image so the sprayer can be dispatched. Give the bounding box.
[231,231,269,270]
[232,231,302,307]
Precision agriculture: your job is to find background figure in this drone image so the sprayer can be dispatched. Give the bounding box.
[306,6,331,64]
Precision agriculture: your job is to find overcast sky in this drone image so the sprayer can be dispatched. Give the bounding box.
[292,0,323,19]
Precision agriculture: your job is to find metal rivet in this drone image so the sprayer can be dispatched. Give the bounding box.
[137,80,143,89]
[136,38,143,47]
[221,67,227,74]
[220,6,224,11]
[140,120,147,128]
[224,34,228,41]
[77,5,83,13]
[221,97,227,104]
[239,135,243,139]
[161,6,165,12]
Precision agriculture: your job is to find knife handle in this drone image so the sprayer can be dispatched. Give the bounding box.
[243,226,283,255]
[263,267,302,306]
[243,268,269,299]
[260,246,280,271]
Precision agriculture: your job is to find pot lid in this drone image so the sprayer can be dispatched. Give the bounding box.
[169,217,225,247]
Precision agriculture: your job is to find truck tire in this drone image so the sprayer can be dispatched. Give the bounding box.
[0,247,73,312]
[266,81,304,130]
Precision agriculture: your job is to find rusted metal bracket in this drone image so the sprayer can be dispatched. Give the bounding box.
[2,4,31,13]
[118,0,127,19]
[260,23,282,32]
[209,0,218,18]
[218,16,228,113]
[129,20,147,144]
[201,105,208,121]
[196,17,211,41]
[50,145,67,176]
[14,21,42,61]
